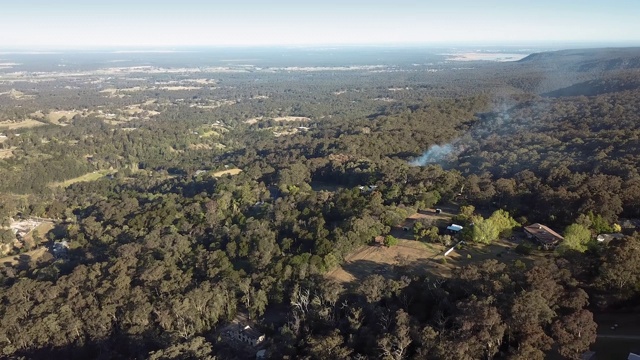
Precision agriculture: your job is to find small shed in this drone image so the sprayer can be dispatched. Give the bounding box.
[447,224,463,233]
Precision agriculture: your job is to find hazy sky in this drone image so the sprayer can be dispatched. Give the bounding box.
[1,0,639,48]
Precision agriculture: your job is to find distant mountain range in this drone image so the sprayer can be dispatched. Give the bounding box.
[519,47,640,72]
[507,47,640,96]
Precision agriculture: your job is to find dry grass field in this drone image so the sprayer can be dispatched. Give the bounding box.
[0,119,46,129]
[326,240,448,286]
[50,169,114,188]
[245,116,311,124]
[0,247,48,267]
[0,148,15,159]
[21,222,55,249]
[41,110,86,124]
[212,168,242,177]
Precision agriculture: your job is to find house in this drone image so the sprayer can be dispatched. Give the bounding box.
[596,233,624,244]
[524,223,564,250]
[629,353,640,360]
[446,224,463,233]
[53,240,69,257]
[227,324,265,347]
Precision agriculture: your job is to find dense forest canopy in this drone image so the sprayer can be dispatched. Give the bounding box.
[0,47,640,359]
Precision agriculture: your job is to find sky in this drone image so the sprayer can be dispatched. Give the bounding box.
[1,0,639,48]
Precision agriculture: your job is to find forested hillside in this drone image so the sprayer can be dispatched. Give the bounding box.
[0,47,639,359]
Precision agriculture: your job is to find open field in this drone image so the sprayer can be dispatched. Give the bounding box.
[0,89,35,100]
[188,143,213,150]
[190,100,235,109]
[0,247,48,266]
[0,148,15,159]
[245,116,311,124]
[50,169,114,187]
[158,86,202,91]
[21,221,55,249]
[0,119,46,129]
[45,110,83,124]
[212,168,243,177]
[442,237,539,269]
[326,240,448,285]
[200,130,221,138]
[327,233,541,287]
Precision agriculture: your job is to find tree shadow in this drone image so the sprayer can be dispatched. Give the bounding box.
[341,255,452,290]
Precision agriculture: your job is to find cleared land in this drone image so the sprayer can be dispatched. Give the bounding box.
[0,247,48,266]
[327,236,541,288]
[0,89,35,100]
[21,221,55,249]
[245,116,311,125]
[0,119,46,129]
[326,240,448,286]
[43,110,84,124]
[212,168,242,177]
[50,169,114,187]
[0,148,14,159]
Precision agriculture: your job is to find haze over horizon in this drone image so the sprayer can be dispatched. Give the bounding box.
[1,0,639,49]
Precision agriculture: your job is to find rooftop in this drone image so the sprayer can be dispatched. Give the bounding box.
[524,223,564,245]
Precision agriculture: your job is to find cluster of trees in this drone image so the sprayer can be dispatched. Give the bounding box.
[273,259,597,359]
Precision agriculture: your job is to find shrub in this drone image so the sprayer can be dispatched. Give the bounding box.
[384,235,399,247]
[515,244,533,255]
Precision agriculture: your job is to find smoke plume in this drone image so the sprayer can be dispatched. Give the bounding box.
[410,144,455,166]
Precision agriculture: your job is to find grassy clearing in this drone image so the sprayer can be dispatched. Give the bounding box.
[200,130,221,138]
[212,168,242,177]
[0,119,46,130]
[21,222,55,248]
[326,240,447,286]
[0,247,48,266]
[245,116,311,124]
[188,143,213,150]
[50,169,114,188]
[0,148,15,159]
[442,237,539,270]
[158,86,202,91]
[46,110,82,124]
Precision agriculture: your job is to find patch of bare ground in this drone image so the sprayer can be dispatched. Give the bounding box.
[188,143,213,150]
[20,222,55,249]
[212,168,242,177]
[441,237,539,271]
[245,116,311,124]
[273,116,310,122]
[0,119,46,129]
[0,247,48,267]
[273,128,299,137]
[158,86,202,91]
[190,100,236,109]
[0,89,35,100]
[326,240,448,286]
[0,147,15,159]
[43,110,84,124]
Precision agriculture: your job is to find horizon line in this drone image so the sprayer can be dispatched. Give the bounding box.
[1,40,640,51]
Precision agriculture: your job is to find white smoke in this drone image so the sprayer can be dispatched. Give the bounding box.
[410,144,455,166]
